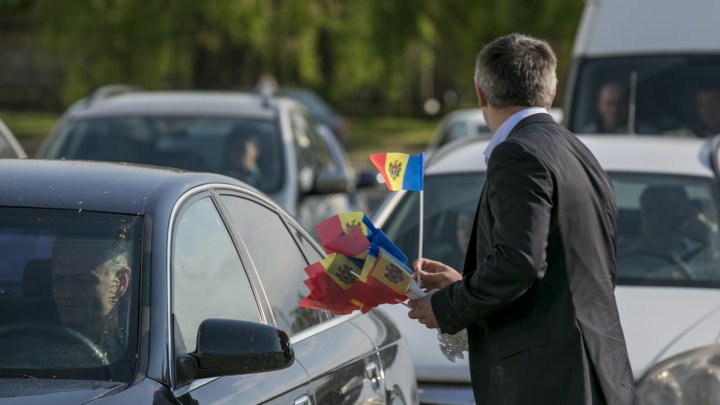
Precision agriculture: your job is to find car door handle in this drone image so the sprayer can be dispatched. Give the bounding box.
[294,394,310,405]
[365,361,382,391]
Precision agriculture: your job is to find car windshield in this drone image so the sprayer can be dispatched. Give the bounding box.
[0,208,141,381]
[569,55,720,136]
[382,174,485,271]
[47,116,285,193]
[382,172,720,288]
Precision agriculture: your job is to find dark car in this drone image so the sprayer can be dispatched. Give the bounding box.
[36,91,365,234]
[0,159,417,404]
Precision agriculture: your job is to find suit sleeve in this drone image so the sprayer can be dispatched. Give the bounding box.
[431,140,553,334]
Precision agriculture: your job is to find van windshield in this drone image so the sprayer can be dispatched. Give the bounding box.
[568,55,720,137]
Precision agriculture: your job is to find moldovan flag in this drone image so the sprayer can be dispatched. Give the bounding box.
[315,212,371,259]
[299,256,362,314]
[370,152,424,191]
[367,247,414,296]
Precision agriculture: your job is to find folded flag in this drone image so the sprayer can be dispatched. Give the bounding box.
[300,210,421,315]
[368,228,408,264]
[370,152,424,191]
[299,259,362,314]
[366,247,414,296]
[316,212,371,259]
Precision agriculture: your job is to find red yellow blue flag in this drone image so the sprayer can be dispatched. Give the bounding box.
[315,212,371,259]
[370,152,424,191]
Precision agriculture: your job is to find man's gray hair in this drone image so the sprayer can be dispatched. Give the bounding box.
[474,33,557,108]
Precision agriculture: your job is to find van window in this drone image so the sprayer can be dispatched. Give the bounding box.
[568,55,720,137]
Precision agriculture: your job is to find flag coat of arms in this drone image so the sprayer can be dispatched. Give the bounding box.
[370,152,424,191]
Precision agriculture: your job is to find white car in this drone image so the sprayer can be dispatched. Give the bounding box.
[426,107,563,154]
[374,134,720,405]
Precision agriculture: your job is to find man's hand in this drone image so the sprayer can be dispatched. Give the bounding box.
[413,258,462,290]
[407,292,439,329]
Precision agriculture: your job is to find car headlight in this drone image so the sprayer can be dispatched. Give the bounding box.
[638,344,720,405]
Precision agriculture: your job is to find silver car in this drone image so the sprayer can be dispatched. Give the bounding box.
[36,91,363,234]
[375,135,720,405]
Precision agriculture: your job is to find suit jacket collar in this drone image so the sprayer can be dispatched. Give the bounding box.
[484,108,548,163]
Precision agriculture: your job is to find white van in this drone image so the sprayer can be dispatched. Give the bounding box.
[563,0,720,137]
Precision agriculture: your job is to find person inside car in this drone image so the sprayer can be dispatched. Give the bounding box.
[51,232,132,359]
[693,87,720,137]
[618,185,714,279]
[584,81,630,133]
[225,129,265,188]
[583,80,656,134]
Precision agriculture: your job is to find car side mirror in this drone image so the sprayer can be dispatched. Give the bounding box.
[176,319,294,387]
[311,170,350,194]
[356,169,383,189]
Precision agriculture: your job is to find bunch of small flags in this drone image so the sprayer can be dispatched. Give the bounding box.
[299,212,424,315]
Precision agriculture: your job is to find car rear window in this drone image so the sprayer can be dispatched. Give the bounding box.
[45,116,285,193]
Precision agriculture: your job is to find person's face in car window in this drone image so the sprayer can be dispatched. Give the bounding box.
[695,88,720,135]
[597,82,629,133]
[227,135,262,173]
[51,238,131,340]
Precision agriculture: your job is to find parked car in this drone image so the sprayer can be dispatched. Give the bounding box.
[278,88,351,148]
[36,90,363,234]
[0,118,26,158]
[426,107,563,154]
[374,135,720,405]
[0,159,417,404]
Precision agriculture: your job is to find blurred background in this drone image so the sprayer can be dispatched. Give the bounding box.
[0,0,583,162]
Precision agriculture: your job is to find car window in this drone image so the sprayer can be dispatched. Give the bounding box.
[382,174,485,271]
[0,208,141,382]
[569,55,720,136]
[172,197,261,352]
[291,109,336,173]
[441,121,469,146]
[292,225,324,263]
[46,116,285,193]
[219,195,326,334]
[0,135,16,158]
[611,173,720,287]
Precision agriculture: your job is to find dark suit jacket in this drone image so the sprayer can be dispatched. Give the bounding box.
[431,113,637,405]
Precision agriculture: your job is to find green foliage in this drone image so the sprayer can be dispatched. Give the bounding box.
[31,0,584,110]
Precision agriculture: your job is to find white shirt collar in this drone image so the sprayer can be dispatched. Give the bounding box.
[483,107,547,164]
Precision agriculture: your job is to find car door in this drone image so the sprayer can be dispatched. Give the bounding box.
[169,193,314,404]
[218,192,387,404]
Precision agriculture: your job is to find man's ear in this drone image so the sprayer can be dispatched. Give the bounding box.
[115,267,132,298]
[475,84,488,108]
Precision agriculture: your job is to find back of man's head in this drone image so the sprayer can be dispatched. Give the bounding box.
[474,33,557,109]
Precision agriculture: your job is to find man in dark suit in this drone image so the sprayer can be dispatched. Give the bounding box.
[407,33,637,404]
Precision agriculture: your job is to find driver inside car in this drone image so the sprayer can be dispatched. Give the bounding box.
[618,185,714,279]
[51,233,132,359]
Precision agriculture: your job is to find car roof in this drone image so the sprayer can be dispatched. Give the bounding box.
[427,134,714,177]
[72,91,285,120]
[0,159,253,214]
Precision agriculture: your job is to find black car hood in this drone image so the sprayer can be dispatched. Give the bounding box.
[0,379,125,404]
